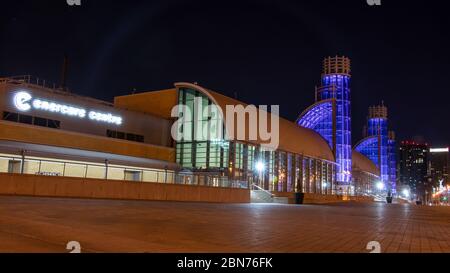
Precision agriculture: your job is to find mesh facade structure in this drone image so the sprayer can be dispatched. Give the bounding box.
[356,104,396,192]
[298,56,352,185]
[297,100,334,148]
[388,131,397,193]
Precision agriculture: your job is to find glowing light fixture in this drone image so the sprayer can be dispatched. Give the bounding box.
[255,161,265,172]
[376,182,385,190]
[13,91,122,125]
[402,189,410,198]
[430,148,449,153]
[14,91,32,111]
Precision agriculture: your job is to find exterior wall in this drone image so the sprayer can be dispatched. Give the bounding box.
[0,120,175,162]
[173,87,338,195]
[352,169,379,196]
[0,81,172,147]
[114,88,178,119]
[0,173,250,203]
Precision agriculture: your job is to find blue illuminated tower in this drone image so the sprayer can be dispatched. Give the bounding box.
[298,56,352,186]
[388,131,397,193]
[355,104,390,189]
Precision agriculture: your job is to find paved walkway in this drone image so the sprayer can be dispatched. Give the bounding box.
[0,195,449,253]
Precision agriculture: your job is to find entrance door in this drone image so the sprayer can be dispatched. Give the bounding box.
[124,170,141,181]
[8,160,21,174]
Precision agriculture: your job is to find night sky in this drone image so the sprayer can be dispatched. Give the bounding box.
[1,0,449,146]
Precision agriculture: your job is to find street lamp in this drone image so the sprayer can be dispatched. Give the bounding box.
[255,161,265,188]
[376,182,385,191]
[402,189,410,199]
[255,161,265,173]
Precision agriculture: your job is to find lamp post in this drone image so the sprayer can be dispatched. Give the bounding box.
[255,161,265,188]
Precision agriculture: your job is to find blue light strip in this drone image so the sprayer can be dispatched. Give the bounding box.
[356,117,391,190]
[298,74,352,184]
[321,75,352,184]
[388,139,397,193]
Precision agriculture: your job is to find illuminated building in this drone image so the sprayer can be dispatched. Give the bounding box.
[399,141,429,199]
[0,76,178,184]
[429,147,449,187]
[140,83,339,195]
[297,56,352,188]
[0,71,380,202]
[388,131,397,192]
[355,103,396,193]
[430,147,449,205]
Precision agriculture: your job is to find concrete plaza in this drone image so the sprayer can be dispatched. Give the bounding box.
[0,195,449,253]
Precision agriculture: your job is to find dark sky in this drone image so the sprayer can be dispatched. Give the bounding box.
[1,0,449,146]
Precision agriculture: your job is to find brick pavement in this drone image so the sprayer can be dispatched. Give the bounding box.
[0,195,449,253]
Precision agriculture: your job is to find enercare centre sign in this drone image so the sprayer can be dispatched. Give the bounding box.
[13,91,122,125]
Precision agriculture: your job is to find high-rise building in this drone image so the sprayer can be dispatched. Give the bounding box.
[399,141,429,199]
[429,147,449,187]
[297,56,352,187]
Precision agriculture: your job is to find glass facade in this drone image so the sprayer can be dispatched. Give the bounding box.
[0,153,174,183]
[175,87,337,194]
[320,74,352,184]
[355,137,379,166]
[297,101,334,148]
[353,169,379,196]
[175,88,228,171]
[356,115,395,193]
[370,118,388,185]
[388,138,397,193]
[297,73,352,185]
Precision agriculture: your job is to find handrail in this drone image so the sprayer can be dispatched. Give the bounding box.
[251,183,274,198]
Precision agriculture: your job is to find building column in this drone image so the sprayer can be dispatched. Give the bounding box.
[274,151,280,192]
[282,152,288,192]
[297,155,304,193]
[264,150,270,191]
[305,158,310,193]
[312,159,317,194]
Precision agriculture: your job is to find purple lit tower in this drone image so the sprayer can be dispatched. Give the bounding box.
[355,104,396,193]
[297,56,352,188]
[388,131,397,193]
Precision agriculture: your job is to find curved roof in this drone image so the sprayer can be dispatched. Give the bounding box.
[296,99,334,148]
[175,83,335,162]
[296,99,334,128]
[355,136,378,151]
[115,82,335,162]
[352,150,379,176]
[354,136,379,166]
